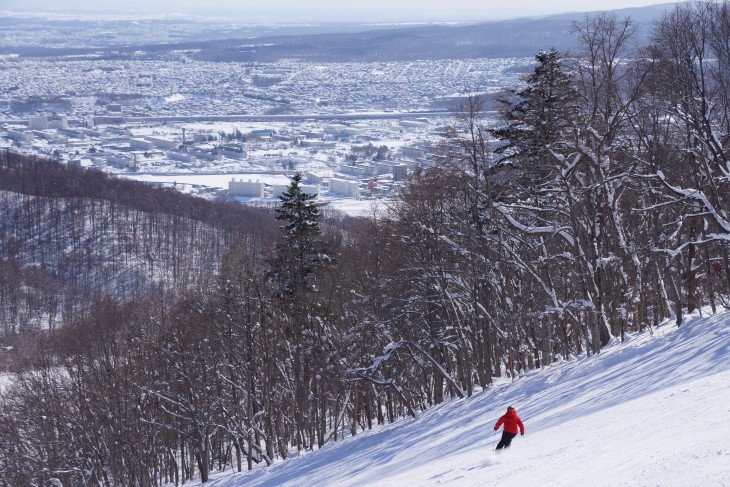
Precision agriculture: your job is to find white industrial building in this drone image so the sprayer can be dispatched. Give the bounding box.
[7,129,34,142]
[48,114,68,129]
[107,154,135,169]
[324,124,364,138]
[373,162,394,175]
[29,114,69,130]
[329,178,361,198]
[130,138,154,150]
[29,115,49,130]
[399,118,430,129]
[166,151,197,163]
[144,136,179,150]
[339,165,360,177]
[218,144,247,159]
[229,179,265,198]
[305,172,327,185]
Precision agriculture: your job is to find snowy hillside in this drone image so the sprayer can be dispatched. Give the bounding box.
[195,308,730,487]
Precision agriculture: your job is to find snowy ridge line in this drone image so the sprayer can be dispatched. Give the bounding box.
[192,307,730,486]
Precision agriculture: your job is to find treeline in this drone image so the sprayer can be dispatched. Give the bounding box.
[2,3,730,486]
[408,2,730,377]
[0,152,271,233]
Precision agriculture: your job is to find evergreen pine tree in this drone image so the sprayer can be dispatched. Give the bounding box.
[491,49,578,194]
[269,171,327,451]
[271,172,324,315]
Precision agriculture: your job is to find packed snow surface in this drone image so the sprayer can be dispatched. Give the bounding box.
[194,308,730,486]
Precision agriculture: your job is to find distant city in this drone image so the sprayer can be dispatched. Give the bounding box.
[0,4,670,212]
[0,15,538,214]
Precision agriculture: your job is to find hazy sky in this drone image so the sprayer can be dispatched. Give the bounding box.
[0,0,682,21]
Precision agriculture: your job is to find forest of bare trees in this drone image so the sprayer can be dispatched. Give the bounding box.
[2,3,730,486]
[0,151,274,340]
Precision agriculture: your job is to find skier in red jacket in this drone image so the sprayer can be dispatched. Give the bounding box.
[493,406,525,450]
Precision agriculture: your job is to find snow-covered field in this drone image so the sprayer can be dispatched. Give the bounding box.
[193,308,730,486]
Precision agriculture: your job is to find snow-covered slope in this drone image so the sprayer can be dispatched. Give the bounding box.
[197,308,730,487]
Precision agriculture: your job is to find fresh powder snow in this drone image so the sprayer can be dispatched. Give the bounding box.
[186,308,730,486]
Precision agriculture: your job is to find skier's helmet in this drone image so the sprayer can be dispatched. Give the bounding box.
[507,406,514,411]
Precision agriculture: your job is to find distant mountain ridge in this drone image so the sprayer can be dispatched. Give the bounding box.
[2,3,679,60]
[209,2,674,61]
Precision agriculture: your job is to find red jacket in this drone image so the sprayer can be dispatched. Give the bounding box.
[494,409,524,435]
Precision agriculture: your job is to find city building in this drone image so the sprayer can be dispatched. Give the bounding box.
[250,129,274,138]
[400,144,427,160]
[129,138,154,150]
[29,115,48,130]
[374,162,394,175]
[229,179,265,198]
[399,118,430,129]
[107,154,135,169]
[393,164,408,181]
[329,178,361,198]
[93,116,125,125]
[325,124,363,138]
[192,147,222,162]
[166,151,197,163]
[57,128,85,139]
[339,165,360,177]
[48,114,68,129]
[305,172,327,185]
[144,136,179,150]
[218,144,247,159]
[7,129,34,142]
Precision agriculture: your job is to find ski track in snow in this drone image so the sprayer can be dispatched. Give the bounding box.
[190,308,730,487]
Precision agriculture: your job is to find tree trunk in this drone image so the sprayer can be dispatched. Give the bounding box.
[687,234,697,314]
[541,319,552,366]
[667,265,683,327]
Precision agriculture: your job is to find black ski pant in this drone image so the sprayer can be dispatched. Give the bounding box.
[495,431,517,450]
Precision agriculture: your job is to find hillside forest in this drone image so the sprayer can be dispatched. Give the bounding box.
[2,3,730,486]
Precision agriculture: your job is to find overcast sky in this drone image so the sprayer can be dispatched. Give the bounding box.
[0,0,682,22]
